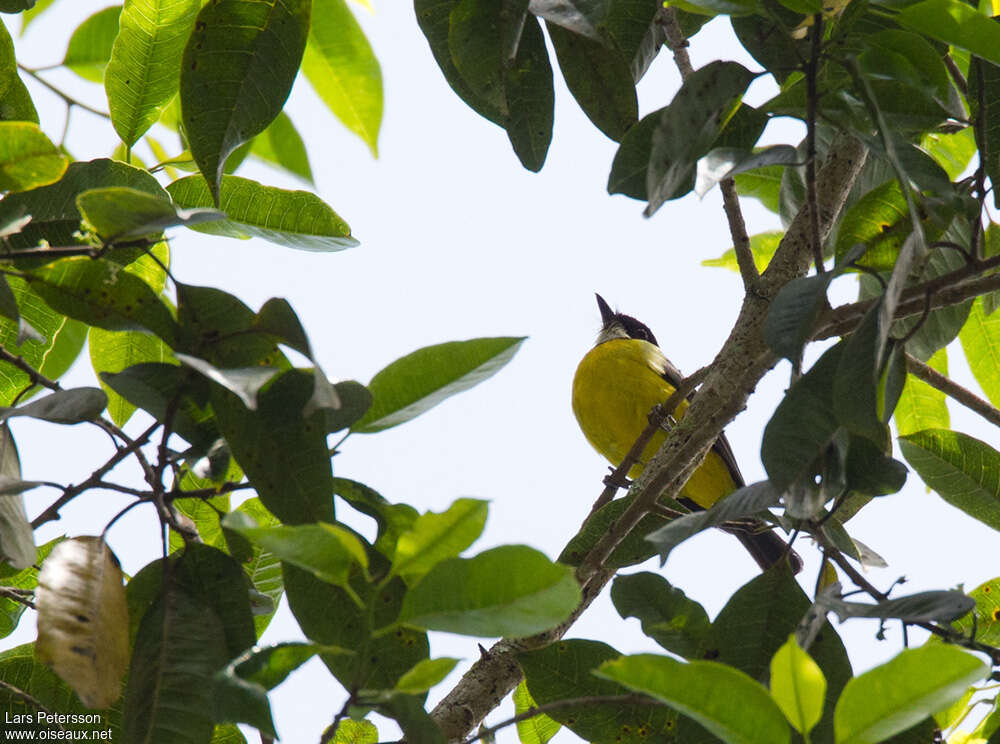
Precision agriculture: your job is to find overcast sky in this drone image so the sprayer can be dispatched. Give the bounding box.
[5,2,999,741]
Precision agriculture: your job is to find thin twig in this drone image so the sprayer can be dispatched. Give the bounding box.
[906,353,1000,428]
[17,64,110,119]
[0,347,60,391]
[0,586,34,608]
[460,694,661,744]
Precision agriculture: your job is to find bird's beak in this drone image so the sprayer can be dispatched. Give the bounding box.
[595,293,615,328]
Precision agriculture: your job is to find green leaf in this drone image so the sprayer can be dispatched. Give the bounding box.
[0,274,41,346]
[413,0,505,126]
[331,720,379,743]
[518,639,677,743]
[0,278,87,406]
[180,0,310,204]
[26,257,178,346]
[970,57,1000,209]
[645,61,756,214]
[951,576,1000,647]
[834,180,910,270]
[897,0,1000,66]
[558,489,671,569]
[353,337,525,433]
[894,348,949,436]
[0,158,167,252]
[175,352,279,410]
[222,512,367,592]
[394,657,460,694]
[733,165,783,213]
[645,481,781,563]
[546,22,636,141]
[166,174,359,251]
[399,545,580,637]
[597,653,791,744]
[921,128,976,181]
[214,642,330,736]
[105,0,199,147]
[702,230,782,273]
[333,477,419,559]
[124,585,229,743]
[0,122,67,192]
[764,273,832,365]
[0,21,37,123]
[0,387,106,424]
[512,679,561,744]
[762,342,843,491]
[391,498,488,583]
[100,362,220,450]
[232,497,284,636]
[325,380,372,433]
[17,0,57,30]
[833,645,989,743]
[695,145,798,198]
[770,636,826,736]
[77,186,224,241]
[89,328,174,426]
[610,572,711,659]
[960,297,1000,407]
[607,108,658,199]
[302,0,382,156]
[818,590,974,624]
[900,428,1000,532]
[249,111,313,184]
[62,5,121,82]
[0,537,60,638]
[283,564,428,690]
[211,369,334,525]
[895,243,972,362]
[502,14,554,172]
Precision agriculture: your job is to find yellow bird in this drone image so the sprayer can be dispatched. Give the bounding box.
[572,294,799,572]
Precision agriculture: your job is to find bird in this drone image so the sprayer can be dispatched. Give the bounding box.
[571,293,800,573]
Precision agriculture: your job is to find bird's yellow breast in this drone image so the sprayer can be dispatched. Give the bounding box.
[571,338,736,509]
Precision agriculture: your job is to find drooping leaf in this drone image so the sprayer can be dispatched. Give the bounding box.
[0,122,67,192]
[833,645,989,743]
[694,145,798,198]
[105,0,200,147]
[502,13,554,172]
[597,654,791,744]
[764,273,832,366]
[399,545,580,637]
[35,537,129,709]
[211,369,334,525]
[0,425,33,569]
[610,572,712,659]
[63,5,121,82]
[353,337,525,433]
[518,639,677,744]
[124,584,229,742]
[175,352,278,411]
[0,537,60,638]
[89,327,174,426]
[166,174,359,251]
[645,481,781,564]
[222,511,367,592]
[645,62,756,214]
[818,590,975,624]
[900,428,1000,532]
[301,0,382,156]
[180,0,311,204]
[546,21,636,141]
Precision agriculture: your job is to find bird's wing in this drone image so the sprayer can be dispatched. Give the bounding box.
[649,346,747,490]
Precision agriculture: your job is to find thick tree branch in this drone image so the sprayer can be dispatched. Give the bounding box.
[906,353,1000,428]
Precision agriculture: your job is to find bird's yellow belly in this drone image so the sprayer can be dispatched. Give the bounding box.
[571,339,735,509]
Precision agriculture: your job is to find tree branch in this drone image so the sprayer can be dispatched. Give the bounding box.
[905,353,1000,429]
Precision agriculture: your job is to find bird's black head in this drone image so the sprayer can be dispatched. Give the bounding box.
[595,293,659,346]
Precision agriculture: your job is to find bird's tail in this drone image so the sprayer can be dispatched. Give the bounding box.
[729,525,803,574]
